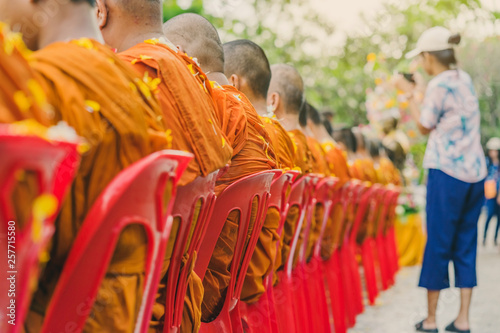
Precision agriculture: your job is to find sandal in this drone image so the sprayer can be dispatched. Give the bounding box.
[415,320,439,332]
[445,321,470,333]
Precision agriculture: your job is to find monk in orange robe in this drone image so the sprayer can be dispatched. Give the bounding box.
[163,14,278,320]
[267,64,316,268]
[1,1,172,332]
[302,103,353,258]
[96,2,233,332]
[0,24,54,229]
[222,40,298,290]
[352,130,378,184]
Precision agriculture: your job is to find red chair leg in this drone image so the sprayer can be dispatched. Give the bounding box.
[199,307,233,333]
[306,258,331,332]
[339,244,356,327]
[230,302,245,333]
[348,243,364,315]
[237,296,273,333]
[273,274,297,333]
[324,251,347,333]
[361,239,378,305]
[291,265,312,332]
[375,235,391,290]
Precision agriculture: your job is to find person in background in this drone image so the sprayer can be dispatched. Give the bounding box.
[396,26,487,333]
[483,137,500,246]
[321,109,335,136]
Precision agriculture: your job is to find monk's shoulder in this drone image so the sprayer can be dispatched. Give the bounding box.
[0,29,51,125]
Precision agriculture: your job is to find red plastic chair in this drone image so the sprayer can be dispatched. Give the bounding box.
[40,150,192,333]
[359,185,387,305]
[272,175,309,333]
[304,176,340,333]
[238,170,299,333]
[195,170,279,333]
[342,181,376,323]
[322,181,355,333]
[162,170,219,333]
[0,130,80,333]
[380,187,400,284]
[273,174,318,333]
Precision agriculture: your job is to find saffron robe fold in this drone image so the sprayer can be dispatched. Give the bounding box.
[24,38,167,333]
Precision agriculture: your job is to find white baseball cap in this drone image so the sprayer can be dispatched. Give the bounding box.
[405,26,455,59]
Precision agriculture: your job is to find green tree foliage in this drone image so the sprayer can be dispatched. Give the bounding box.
[163,0,499,141]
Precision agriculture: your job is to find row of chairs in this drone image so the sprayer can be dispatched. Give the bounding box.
[0,130,400,333]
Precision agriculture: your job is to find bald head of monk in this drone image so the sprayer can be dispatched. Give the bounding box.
[267,64,304,130]
[223,40,271,115]
[0,0,101,51]
[96,0,163,52]
[163,13,224,76]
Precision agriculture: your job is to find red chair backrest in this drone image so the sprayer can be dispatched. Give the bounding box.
[347,183,380,245]
[0,130,80,333]
[284,175,317,275]
[195,170,278,310]
[40,150,192,333]
[384,187,401,233]
[164,171,218,332]
[313,177,340,258]
[268,170,300,213]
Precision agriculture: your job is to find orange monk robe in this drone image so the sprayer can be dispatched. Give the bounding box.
[119,39,233,186]
[202,85,278,318]
[379,157,402,186]
[260,116,296,170]
[362,158,378,184]
[288,129,314,175]
[118,40,233,333]
[0,25,54,230]
[0,26,50,125]
[25,38,167,333]
[320,142,352,258]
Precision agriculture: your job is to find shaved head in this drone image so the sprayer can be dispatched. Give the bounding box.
[223,40,271,100]
[269,64,304,115]
[163,13,223,73]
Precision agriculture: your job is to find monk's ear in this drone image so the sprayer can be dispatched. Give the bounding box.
[229,74,240,89]
[95,0,108,30]
[269,92,280,112]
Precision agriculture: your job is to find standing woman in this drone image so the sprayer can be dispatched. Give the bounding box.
[483,137,500,246]
[396,27,487,333]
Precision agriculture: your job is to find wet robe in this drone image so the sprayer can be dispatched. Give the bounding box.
[25,38,168,333]
[202,85,278,319]
[118,40,233,333]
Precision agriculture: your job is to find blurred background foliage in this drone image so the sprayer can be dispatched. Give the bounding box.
[163,0,500,144]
